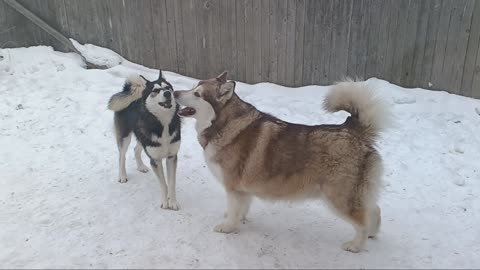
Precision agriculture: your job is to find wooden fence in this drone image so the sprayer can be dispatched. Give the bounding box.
[1,0,480,98]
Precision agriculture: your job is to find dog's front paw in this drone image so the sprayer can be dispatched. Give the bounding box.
[167,199,179,211]
[118,177,128,183]
[214,223,237,233]
[136,165,149,173]
[160,200,169,210]
[341,241,363,253]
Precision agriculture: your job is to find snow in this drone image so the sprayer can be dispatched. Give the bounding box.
[1,44,480,269]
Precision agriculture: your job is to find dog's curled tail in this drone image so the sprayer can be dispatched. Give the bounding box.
[323,79,390,141]
[107,76,146,111]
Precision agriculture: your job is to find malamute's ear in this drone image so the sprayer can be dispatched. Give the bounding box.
[216,71,228,84]
[218,81,235,101]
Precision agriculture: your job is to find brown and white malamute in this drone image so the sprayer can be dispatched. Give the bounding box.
[174,72,389,252]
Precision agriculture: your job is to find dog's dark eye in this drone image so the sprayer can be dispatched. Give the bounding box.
[194,92,200,97]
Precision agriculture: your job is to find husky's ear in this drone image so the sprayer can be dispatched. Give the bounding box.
[157,70,164,81]
[218,81,235,101]
[216,71,228,84]
[139,75,149,83]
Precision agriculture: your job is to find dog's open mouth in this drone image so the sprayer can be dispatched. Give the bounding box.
[178,107,196,117]
[158,101,172,108]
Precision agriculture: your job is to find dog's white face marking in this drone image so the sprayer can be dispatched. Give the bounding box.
[146,83,175,120]
[176,85,215,134]
[160,82,169,88]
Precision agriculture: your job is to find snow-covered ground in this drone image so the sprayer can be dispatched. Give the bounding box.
[1,45,479,269]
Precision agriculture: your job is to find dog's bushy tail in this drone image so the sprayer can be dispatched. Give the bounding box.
[107,76,146,111]
[323,78,390,141]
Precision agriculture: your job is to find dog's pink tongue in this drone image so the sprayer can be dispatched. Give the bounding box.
[178,107,196,117]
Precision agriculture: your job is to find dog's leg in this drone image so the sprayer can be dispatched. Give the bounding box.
[150,159,169,209]
[214,190,249,233]
[225,195,252,223]
[340,208,369,253]
[117,134,132,183]
[324,186,368,253]
[166,155,179,210]
[134,140,149,173]
[368,204,381,239]
[239,195,252,223]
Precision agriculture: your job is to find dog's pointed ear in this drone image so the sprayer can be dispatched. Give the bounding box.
[216,71,228,84]
[157,70,164,81]
[218,81,235,101]
[139,75,149,83]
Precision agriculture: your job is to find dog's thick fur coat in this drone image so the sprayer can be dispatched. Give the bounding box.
[109,72,181,210]
[175,73,390,252]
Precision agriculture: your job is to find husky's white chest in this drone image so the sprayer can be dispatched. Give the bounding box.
[145,129,180,160]
[204,144,224,183]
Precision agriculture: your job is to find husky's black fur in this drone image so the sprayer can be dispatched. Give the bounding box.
[114,73,181,151]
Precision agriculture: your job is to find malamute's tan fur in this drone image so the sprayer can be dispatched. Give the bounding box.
[174,72,390,252]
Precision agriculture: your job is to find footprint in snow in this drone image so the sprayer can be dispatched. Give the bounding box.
[393,95,416,105]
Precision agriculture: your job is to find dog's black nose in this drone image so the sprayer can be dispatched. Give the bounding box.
[163,91,171,98]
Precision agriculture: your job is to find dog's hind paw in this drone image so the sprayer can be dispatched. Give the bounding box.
[118,178,128,183]
[214,223,237,233]
[341,241,363,253]
[136,165,149,173]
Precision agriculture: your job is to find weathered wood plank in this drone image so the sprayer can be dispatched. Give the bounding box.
[420,0,441,89]
[390,0,410,85]
[302,0,315,84]
[251,0,262,83]
[194,0,208,79]
[346,0,368,80]
[235,0,246,82]
[63,0,114,52]
[285,0,296,86]
[268,0,278,83]
[293,0,305,86]
[173,0,186,75]
[330,0,352,82]
[400,0,421,86]
[223,0,237,80]
[410,0,431,87]
[448,0,474,93]
[165,0,179,73]
[472,47,480,98]
[375,0,393,80]
[149,0,170,69]
[244,0,255,83]
[460,0,480,97]
[365,0,383,80]
[311,0,326,84]
[15,0,70,52]
[383,0,402,82]
[211,0,224,76]
[0,0,34,48]
[180,0,199,78]
[318,0,332,84]
[275,0,288,86]
[431,0,454,90]
[439,0,467,93]
[260,0,271,82]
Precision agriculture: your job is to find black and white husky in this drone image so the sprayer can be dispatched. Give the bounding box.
[108,71,181,210]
